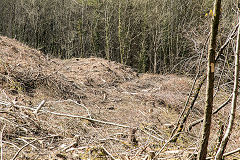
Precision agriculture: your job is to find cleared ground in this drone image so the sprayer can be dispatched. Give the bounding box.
[0,36,239,159]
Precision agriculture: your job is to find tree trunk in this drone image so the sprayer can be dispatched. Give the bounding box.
[197,0,222,159]
[214,3,240,159]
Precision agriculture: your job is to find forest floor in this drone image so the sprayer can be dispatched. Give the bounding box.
[0,36,240,160]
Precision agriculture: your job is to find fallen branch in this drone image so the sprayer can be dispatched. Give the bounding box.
[221,147,240,157]
[170,67,201,138]
[206,147,240,159]
[0,100,130,128]
[46,99,92,118]
[171,75,206,142]
[188,94,232,131]
[42,110,130,128]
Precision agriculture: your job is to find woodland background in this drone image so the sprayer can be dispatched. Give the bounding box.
[1,0,240,159]
[0,0,237,74]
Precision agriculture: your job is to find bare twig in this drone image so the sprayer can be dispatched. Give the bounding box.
[16,138,38,150]
[62,142,78,152]
[171,75,206,142]
[170,32,209,139]
[0,111,31,133]
[0,124,6,160]
[215,10,240,160]
[11,135,59,160]
[139,129,165,142]
[2,141,20,150]
[1,90,11,102]
[133,141,151,158]
[153,132,183,159]
[213,41,230,99]
[0,116,17,126]
[171,48,206,137]
[102,146,116,160]
[0,100,130,128]
[46,99,92,118]
[206,147,240,159]
[171,24,238,142]
[221,147,240,157]
[215,23,239,63]
[170,73,200,137]
[33,100,46,114]
[188,94,232,131]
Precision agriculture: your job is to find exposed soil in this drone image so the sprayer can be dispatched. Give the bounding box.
[0,36,239,159]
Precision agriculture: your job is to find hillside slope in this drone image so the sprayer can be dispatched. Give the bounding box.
[0,36,239,159]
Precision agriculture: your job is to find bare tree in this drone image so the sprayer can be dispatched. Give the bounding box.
[0,0,235,73]
[214,2,240,159]
[197,0,222,159]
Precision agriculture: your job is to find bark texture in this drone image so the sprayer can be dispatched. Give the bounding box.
[197,0,222,159]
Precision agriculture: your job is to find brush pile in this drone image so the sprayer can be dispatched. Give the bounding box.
[2,36,235,159]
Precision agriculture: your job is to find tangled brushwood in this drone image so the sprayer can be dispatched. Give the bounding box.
[0,36,240,159]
